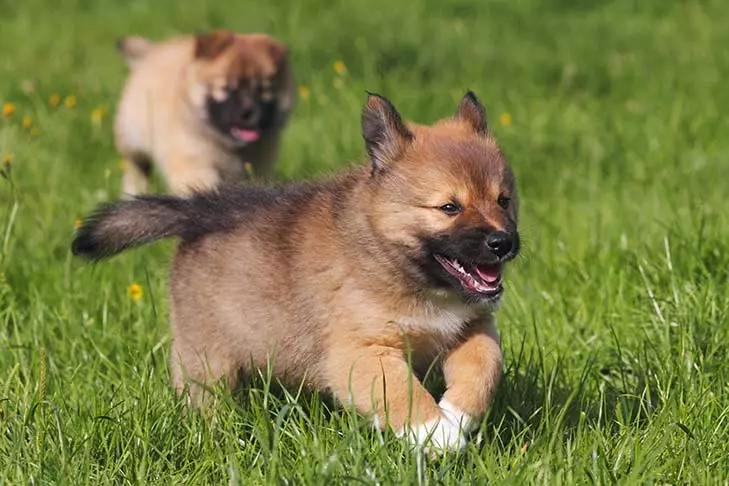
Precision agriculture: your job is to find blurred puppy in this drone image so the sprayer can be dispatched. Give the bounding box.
[114,30,295,196]
[74,92,519,453]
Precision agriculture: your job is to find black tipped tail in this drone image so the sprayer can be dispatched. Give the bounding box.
[72,195,190,261]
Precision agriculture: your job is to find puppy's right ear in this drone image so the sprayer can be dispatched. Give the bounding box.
[362,93,413,175]
[194,30,235,59]
[455,91,488,136]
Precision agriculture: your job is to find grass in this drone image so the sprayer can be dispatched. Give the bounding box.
[1,0,729,483]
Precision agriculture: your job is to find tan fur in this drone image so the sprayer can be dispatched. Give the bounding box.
[114,30,295,196]
[76,93,518,452]
[169,105,514,435]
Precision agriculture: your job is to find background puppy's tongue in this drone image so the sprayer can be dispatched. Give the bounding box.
[231,128,260,142]
[475,264,501,283]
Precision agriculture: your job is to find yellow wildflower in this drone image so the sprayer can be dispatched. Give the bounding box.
[3,103,15,117]
[127,283,143,301]
[22,116,32,129]
[49,93,61,107]
[64,95,77,109]
[74,218,83,229]
[333,60,347,75]
[2,153,12,168]
[243,162,255,178]
[298,86,310,102]
[499,112,513,126]
[91,106,107,124]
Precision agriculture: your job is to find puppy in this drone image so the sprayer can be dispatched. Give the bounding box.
[114,30,295,196]
[73,92,520,453]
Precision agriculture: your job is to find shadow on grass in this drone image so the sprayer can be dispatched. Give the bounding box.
[482,323,663,454]
[158,319,665,466]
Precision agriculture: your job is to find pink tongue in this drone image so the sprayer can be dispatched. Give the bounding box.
[231,128,260,142]
[475,264,501,283]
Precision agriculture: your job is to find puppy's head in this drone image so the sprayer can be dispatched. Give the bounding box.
[188,30,294,145]
[363,92,519,304]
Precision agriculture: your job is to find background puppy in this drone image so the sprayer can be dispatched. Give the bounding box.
[73,92,519,453]
[115,30,295,196]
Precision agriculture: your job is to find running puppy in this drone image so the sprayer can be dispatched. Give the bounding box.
[115,30,295,196]
[73,92,520,452]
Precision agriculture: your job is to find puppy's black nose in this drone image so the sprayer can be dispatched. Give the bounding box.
[241,107,259,125]
[486,231,513,258]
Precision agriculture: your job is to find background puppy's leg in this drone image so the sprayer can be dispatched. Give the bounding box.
[121,155,151,197]
[246,133,280,179]
[440,316,503,438]
[164,158,221,195]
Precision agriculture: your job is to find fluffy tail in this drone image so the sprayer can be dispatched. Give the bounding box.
[72,195,193,261]
[116,35,153,69]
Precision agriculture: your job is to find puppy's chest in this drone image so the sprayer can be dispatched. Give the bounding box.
[394,301,479,354]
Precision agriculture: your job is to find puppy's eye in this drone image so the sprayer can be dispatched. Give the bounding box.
[258,80,274,101]
[439,203,462,216]
[497,195,511,209]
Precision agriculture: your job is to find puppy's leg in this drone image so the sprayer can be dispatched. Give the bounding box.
[121,155,152,197]
[439,316,503,440]
[327,347,466,452]
[163,161,221,196]
[170,338,238,408]
[246,133,280,179]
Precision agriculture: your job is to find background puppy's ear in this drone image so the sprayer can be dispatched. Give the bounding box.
[362,93,413,174]
[455,91,488,136]
[267,40,288,70]
[194,30,235,59]
[268,41,295,113]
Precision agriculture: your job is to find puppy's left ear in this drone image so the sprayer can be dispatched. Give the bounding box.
[267,41,289,70]
[270,41,295,113]
[362,93,414,174]
[455,91,488,136]
[194,30,235,59]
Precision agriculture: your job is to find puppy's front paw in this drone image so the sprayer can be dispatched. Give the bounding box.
[398,400,474,453]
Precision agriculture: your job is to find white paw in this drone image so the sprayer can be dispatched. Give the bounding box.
[397,400,474,453]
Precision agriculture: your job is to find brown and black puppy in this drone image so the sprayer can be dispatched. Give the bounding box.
[114,30,295,196]
[73,92,520,453]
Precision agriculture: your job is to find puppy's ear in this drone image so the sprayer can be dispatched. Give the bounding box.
[269,41,295,113]
[194,30,235,59]
[267,41,289,70]
[362,93,413,174]
[455,91,488,136]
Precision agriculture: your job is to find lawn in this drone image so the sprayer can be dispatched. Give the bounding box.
[1,0,728,483]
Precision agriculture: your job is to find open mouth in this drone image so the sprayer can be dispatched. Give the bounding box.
[230,127,261,143]
[434,254,503,300]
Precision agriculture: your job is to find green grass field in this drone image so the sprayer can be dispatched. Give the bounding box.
[2,0,728,483]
